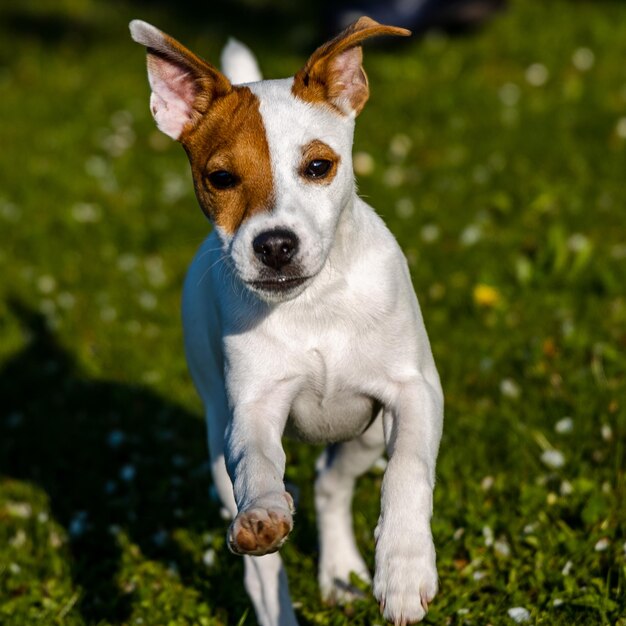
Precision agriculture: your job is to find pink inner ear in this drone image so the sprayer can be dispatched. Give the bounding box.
[147,54,198,140]
[329,47,369,115]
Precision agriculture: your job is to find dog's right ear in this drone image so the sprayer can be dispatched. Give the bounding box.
[129,20,232,140]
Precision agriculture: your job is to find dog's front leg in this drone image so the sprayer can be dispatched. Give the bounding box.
[225,396,295,557]
[373,376,443,625]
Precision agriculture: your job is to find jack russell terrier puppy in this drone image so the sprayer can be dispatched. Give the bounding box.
[130,16,443,626]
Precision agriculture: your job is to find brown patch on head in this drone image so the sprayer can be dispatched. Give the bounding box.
[292,16,410,116]
[131,21,274,233]
[299,140,340,185]
[181,85,274,235]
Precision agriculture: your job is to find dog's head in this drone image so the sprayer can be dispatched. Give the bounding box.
[130,18,409,302]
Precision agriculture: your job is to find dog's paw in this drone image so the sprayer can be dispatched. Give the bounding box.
[373,527,437,625]
[228,492,294,556]
[319,549,371,605]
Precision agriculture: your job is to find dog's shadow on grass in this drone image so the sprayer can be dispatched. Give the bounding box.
[0,301,254,624]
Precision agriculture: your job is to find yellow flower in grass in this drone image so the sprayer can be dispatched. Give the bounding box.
[473,284,501,308]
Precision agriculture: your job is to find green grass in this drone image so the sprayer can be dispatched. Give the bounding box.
[1,0,625,624]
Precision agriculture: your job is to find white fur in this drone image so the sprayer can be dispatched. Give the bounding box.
[178,44,443,626]
[221,37,263,84]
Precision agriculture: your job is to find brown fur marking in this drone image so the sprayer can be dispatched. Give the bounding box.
[182,85,274,235]
[292,16,410,115]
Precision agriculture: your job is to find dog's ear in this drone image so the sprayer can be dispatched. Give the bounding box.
[130,20,232,140]
[292,16,410,117]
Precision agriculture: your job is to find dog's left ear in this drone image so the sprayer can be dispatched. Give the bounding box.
[293,16,410,117]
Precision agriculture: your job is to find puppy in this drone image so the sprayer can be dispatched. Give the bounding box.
[130,17,443,626]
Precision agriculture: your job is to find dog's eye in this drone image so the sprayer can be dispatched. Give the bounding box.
[304,159,332,179]
[207,170,238,190]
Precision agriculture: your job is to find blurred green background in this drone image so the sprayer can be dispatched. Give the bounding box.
[1,0,625,624]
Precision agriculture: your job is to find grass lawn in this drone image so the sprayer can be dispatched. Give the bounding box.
[1,0,625,624]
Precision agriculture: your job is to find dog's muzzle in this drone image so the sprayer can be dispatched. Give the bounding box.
[247,228,310,296]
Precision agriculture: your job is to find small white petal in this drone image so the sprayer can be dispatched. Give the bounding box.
[353,151,375,176]
[507,606,531,623]
[500,378,521,399]
[202,548,217,567]
[482,526,494,547]
[494,538,511,557]
[594,537,610,552]
[572,47,594,71]
[481,475,495,491]
[555,417,573,434]
[526,63,549,86]
[37,275,57,294]
[601,424,613,442]
[541,449,565,469]
[420,223,440,243]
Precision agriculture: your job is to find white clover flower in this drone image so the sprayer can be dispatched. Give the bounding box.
[481,475,495,491]
[594,537,610,552]
[572,47,594,71]
[494,538,511,557]
[482,525,494,547]
[6,502,32,518]
[541,449,565,469]
[389,133,412,159]
[37,275,57,294]
[601,424,613,442]
[499,83,521,107]
[138,291,157,310]
[353,151,375,176]
[555,417,573,434]
[202,548,217,567]
[421,224,440,243]
[460,224,482,247]
[500,378,521,399]
[526,63,549,86]
[507,606,531,623]
[71,202,102,223]
[9,530,26,548]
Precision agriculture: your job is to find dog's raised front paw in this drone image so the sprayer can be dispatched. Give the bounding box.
[372,529,438,625]
[228,492,294,556]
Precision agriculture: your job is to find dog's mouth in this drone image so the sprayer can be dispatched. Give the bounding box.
[247,275,310,294]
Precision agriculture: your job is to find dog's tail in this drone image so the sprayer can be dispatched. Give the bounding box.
[220,38,262,84]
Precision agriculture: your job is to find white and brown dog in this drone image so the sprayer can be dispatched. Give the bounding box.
[130,17,443,626]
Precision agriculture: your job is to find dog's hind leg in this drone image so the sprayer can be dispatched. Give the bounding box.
[243,553,299,626]
[315,412,385,604]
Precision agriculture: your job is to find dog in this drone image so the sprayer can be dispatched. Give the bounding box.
[130,16,443,626]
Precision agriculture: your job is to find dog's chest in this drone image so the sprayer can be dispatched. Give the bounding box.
[284,345,379,444]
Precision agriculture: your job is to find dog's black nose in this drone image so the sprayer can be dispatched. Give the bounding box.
[252,229,299,271]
